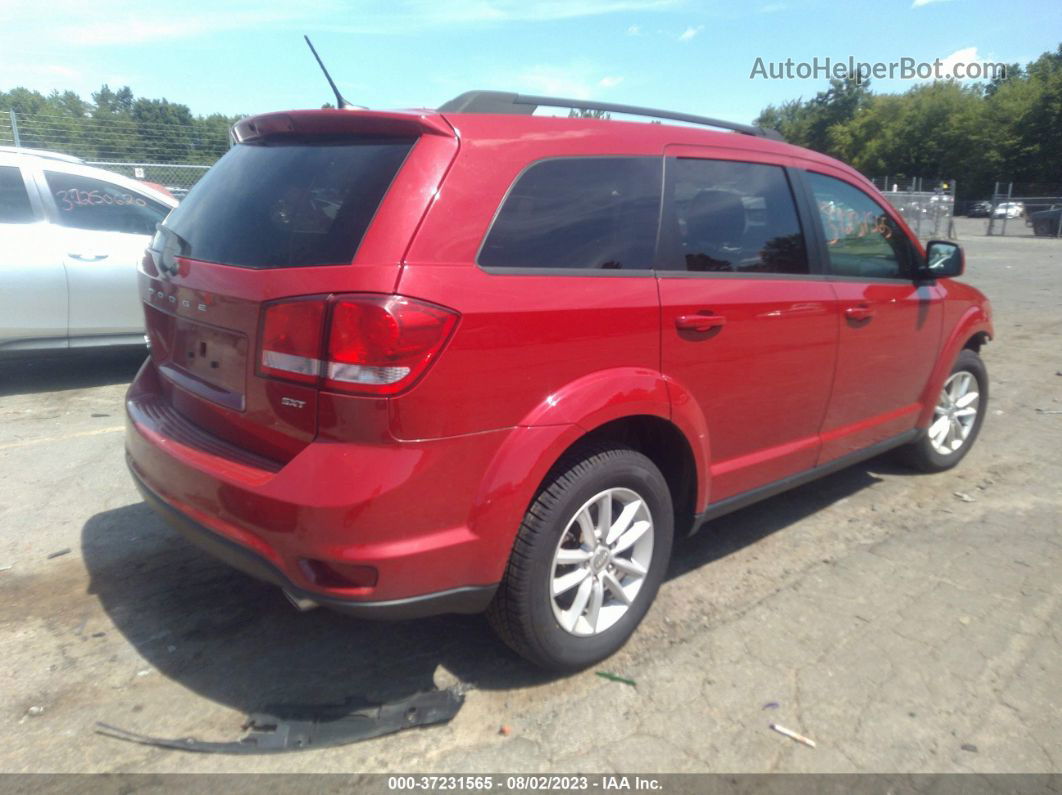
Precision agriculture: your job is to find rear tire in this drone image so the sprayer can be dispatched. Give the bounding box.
[487,445,673,671]
[900,349,988,472]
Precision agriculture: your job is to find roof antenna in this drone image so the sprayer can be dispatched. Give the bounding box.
[304,35,362,109]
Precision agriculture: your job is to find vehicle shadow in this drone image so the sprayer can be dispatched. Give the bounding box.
[0,349,146,397]
[670,457,903,578]
[80,453,905,716]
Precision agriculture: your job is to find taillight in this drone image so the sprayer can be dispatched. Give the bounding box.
[259,299,325,384]
[324,296,458,395]
[257,294,458,396]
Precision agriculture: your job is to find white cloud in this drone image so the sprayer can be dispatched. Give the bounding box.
[627,24,642,35]
[1,0,680,47]
[320,0,679,33]
[55,10,294,46]
[486,62,624,100]
[678,24,704,42]
[933,45,991,82]
[912,0,952,7]
[759,2,786,12]
[513,65,597,99]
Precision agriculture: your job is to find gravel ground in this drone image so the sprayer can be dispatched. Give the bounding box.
[0,218,1059,774]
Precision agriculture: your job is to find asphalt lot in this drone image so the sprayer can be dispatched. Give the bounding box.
[1,218,1059,774]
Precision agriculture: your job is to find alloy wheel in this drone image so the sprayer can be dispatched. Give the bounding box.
[929,370,980,455]
[549,487,654,637]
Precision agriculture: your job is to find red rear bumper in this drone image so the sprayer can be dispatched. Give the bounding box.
[124,360,502,616]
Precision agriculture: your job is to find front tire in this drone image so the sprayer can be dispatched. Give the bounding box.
[487,445,673,671]
[900,349,988,472]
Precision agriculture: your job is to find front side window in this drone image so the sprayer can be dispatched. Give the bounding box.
[478,157,662,270]
[45,171,169,235]
[806,172,913,279]
[0,166,35,223]
[661,158,809,274]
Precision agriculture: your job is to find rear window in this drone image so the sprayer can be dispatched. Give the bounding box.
[156,136,414,269]
[478,157,662,270]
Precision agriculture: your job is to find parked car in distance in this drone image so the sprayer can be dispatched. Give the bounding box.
[992,201,1024,219]
[0,148,177,356]
[125,93,993,670]
[1027,205,1061,236]
[966,200,993,218]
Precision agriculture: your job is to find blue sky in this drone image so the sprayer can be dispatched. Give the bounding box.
[1,0,1059,124]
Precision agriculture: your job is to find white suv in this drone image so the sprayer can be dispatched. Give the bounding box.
[0,147,177,356]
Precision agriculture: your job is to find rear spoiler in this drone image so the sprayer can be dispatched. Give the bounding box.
[232,110,454,143]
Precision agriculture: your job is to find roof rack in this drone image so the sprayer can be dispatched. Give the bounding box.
[437,91,784,141]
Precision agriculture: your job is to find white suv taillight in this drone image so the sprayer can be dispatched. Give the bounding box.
[257,294,458,396]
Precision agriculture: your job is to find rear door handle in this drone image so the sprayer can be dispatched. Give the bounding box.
[675,313,726,332]
[69,253,109,262]
[844,305,874,321]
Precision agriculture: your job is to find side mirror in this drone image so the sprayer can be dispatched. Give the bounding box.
[922,240,964,279]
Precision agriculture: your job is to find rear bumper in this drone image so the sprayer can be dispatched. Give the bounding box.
[130,465,496,619]
[125,359,506,616]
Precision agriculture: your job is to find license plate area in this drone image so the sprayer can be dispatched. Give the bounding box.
[160,319,248,411]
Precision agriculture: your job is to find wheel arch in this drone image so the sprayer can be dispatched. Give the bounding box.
[467,370,707,582]
[917,307,993,428]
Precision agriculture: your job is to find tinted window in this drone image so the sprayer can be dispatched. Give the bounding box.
[0,166,35,223]
[44,171,169,235]
[660,159,808,274]
[479,157,661,270]
[806,172,912,279]
[156,137,414,269]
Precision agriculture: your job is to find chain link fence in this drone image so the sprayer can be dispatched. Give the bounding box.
[870,176,957,240]
[1,108,228,198]
[982,182,1062,238]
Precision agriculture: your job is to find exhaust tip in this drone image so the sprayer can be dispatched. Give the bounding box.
[283,590,319,612]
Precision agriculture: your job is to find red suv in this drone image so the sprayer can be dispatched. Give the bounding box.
[126,91,992,670]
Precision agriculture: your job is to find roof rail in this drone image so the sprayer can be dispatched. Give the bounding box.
[437,91,784,141]
[0,146,86,164]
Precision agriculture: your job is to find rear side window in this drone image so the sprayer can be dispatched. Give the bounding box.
[44,171,169,235]
[806,172,913,279]
[0,166,35,223]
[156,137,414,269]
[479,157,662,270]
[661,159,808,274]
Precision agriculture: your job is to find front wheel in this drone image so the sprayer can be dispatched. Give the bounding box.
[487,445,673,671]
[900,349,988,472]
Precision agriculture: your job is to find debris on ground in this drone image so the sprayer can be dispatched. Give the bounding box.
[26,706,45,717]
[432,664,466,694]
[95,689,464,754]
[1035,408,1062,415]
[769,723,817,748]
[596,671,636,687]
[46,548,71,560]
[961,743,978,753]
[953,492,976,503]
[498,725,512,737]
[762,701,780,710]
[0,564,12,572]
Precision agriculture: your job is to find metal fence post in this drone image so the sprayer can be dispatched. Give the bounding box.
[948,180,957,240]
[8,110,20,147]
[987,182,996,236]
[1001,182,1013,236]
